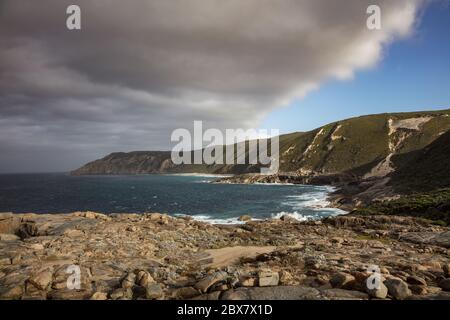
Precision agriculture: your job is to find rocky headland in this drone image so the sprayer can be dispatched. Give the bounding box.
[1,211,449,300]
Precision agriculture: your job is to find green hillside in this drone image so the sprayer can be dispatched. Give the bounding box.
[389,129,450,193]
[72,109,450,178]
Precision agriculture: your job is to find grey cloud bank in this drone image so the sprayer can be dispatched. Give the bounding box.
[0,0,425,172]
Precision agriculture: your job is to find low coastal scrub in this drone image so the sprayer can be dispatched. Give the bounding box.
[353,188,450,226]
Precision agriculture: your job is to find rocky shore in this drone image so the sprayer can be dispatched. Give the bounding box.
[1,211,450,300]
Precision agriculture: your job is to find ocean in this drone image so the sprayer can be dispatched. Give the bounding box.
[0,173,346,224]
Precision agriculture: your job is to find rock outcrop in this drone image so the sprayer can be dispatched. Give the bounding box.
[1,212,449,300]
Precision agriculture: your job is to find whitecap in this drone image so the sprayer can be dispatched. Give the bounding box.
[174,213,245,225]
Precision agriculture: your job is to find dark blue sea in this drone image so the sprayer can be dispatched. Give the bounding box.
[0,173,346,224]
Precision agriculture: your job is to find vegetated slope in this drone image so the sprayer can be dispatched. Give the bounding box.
[70,150,261,175]
[71,109,450,176]
[351,128,450,225]
[389,128,450,193]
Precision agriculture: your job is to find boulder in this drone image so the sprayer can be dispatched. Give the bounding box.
[238,215,252,222]
[194,271,228,293]
[28,270,53,290]
[384,278,412,300]
[110,288,133,300]
[0,285,23,300]
[366,282,388,299]
[409,285,427,295]
[121,272,136,289]
[0,233,20,241]
[0,216,21,234]
[407,276,427,286]
[146,283,164,299]
[258,270,279,287]
[279,270,295,285]
[239,276,257,287]
[330,272,355,288]
[172,287,199,299]
[136,270,154,287]
[90,292,108,300]
[16,222,39,239]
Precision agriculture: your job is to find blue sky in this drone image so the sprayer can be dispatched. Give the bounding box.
[261,1,450,134]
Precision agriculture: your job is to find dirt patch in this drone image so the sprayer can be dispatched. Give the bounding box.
[204,246,277,268]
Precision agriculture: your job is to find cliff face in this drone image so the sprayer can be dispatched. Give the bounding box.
[71,151,174,175]
[71,151,261,175]
[71,109,450,177]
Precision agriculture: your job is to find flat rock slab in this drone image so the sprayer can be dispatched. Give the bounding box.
[222,286,321,300]
[204,246,277,268]
[221,286,369,300]
[400,231,450,248]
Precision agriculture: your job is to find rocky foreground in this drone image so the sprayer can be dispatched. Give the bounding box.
[1,212,450,300]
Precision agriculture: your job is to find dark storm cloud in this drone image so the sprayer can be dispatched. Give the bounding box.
[0,0,426,172]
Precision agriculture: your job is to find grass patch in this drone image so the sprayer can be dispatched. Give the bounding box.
[354,235,391,244]
[353,188,450,226]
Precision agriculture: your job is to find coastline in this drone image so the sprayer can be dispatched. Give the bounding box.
[1,211,449,300]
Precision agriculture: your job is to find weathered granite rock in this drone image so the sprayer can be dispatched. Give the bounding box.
[239,276,257,287]
[399,231,450,248]
[90,292,108,300]
[146,283,164,299]
[238,215,252,222]
[407,276,427,286]
[28,270,53,291]
[366,282,388,299]
[0,285,23,300]
[17,222,39,239]
[195,271,228,293]
[0,215,20,234]
[172,287,199,299]
[321,288,369,300]
[222,286,322,300]
[258,270,279,287]
[121,272,136,289]
[0,212,449,300]
[0,233,20,241]
[330,272,355,288]
[409,285,427,295]
[48,289,93,300]
[110,288,133,300]
[136,270,154,287]
[385,278,412,300]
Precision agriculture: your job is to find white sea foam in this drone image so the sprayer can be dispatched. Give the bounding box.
[253,182,297,186]
[271,211,315,221]
[174,184,346,224]
[168,173,234,178]
[175,214,246,225]
[273,185,346,221]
